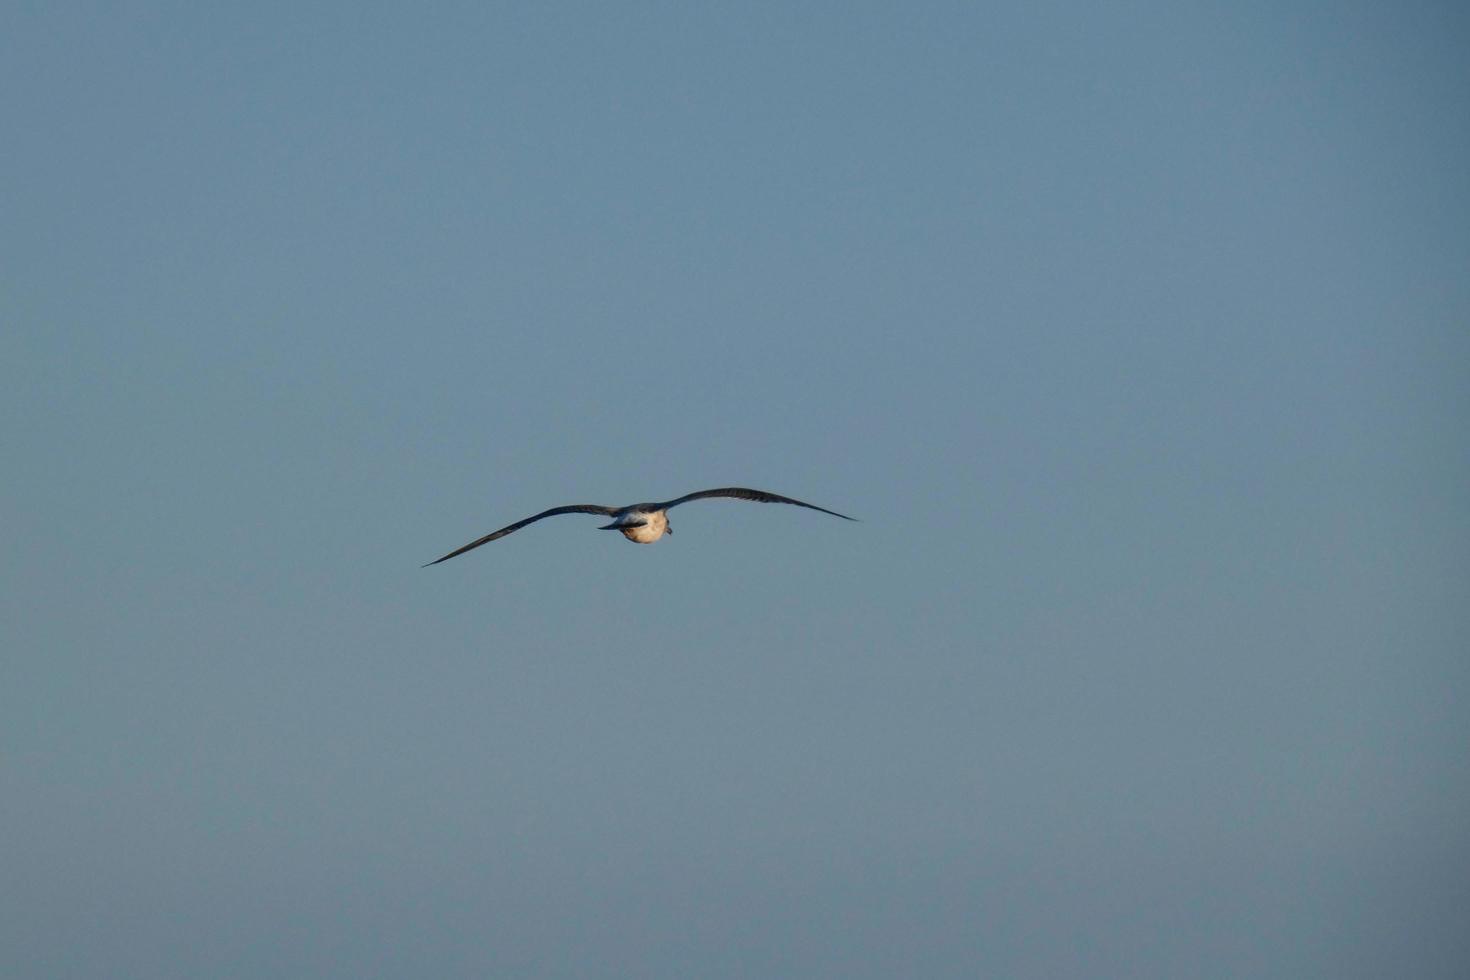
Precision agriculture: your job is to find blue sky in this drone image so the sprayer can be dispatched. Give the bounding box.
[3,2,1467,977]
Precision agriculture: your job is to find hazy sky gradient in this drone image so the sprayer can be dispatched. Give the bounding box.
[3,2,1467,977]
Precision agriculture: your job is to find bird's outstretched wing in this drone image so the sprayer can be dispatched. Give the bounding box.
[657,487,856,521]
[423,504,619,566]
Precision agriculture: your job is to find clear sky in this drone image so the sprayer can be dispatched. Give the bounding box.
[3,2,1467,977]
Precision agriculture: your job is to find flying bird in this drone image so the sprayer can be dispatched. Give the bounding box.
[424,487,855,566]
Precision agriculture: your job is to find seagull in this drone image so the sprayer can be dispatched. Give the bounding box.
[424,486,855,566]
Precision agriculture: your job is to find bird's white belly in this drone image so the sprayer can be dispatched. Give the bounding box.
[620,511,667,543]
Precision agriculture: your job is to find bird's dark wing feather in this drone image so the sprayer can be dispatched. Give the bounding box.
[656,487,856,521]
[423,504,618,566]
